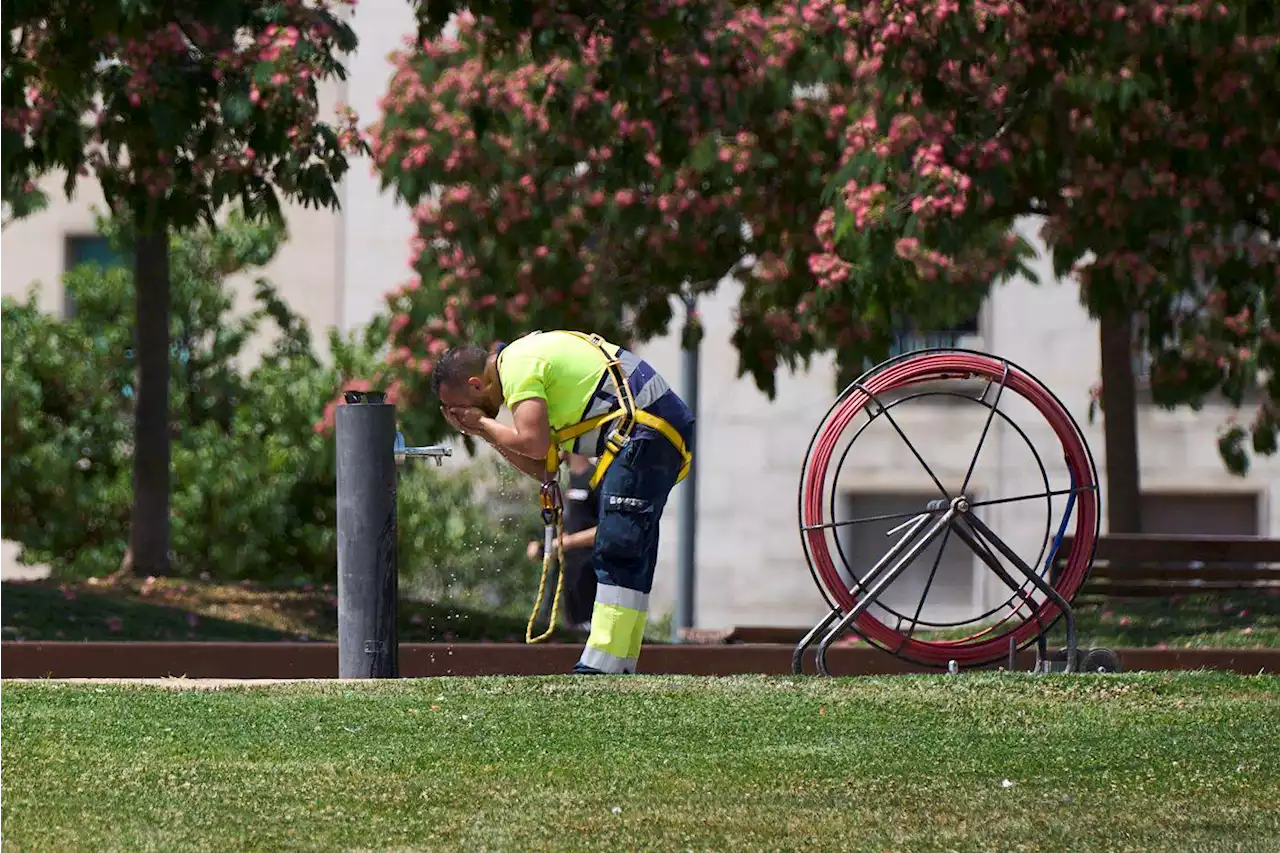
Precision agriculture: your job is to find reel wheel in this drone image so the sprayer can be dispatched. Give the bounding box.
[1081,647,1123,674]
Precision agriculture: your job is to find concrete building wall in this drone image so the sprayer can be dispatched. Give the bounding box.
[339,0,421,334]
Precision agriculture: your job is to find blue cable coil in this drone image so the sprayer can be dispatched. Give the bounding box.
[1042,461,1078,578]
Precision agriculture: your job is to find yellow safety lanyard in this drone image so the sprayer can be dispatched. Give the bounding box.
[513,331,693,643]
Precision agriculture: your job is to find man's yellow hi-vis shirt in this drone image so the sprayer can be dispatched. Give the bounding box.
[496,330,695,458]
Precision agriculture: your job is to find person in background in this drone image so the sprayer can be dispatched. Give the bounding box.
[527,451,599,633]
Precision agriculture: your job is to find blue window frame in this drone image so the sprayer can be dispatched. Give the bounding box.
[63,234,128,318]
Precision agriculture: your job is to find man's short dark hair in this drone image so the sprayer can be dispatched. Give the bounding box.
[430,344,489,398]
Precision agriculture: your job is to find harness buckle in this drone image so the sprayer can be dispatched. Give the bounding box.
[604,429,628,456]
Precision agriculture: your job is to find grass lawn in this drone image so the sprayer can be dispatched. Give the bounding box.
[2,674,1278,852]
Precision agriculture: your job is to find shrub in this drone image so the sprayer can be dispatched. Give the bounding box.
[1,212,543,609]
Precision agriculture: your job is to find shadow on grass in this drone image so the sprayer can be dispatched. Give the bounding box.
[1,579,548,644]
[17,579,1269,650]
[1,581,293,642]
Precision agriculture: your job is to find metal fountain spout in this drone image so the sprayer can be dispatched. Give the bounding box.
[394,432,452,467]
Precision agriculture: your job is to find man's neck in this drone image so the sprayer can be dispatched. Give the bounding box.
[488,354,503,400]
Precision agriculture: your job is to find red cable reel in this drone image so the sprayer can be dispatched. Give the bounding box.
[798,350,1100,668]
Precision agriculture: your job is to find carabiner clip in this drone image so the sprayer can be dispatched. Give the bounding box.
[539,479,562,526]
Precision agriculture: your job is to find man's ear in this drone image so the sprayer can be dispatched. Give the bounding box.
[467,376,485,392]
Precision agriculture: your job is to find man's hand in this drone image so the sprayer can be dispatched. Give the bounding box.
[450,406,487,435]
[488,398,551,459]
[441,406,464,433]
[443,397,552,480]
[526,538,565,562]
[526,533,593,562]
[442,405,486,437]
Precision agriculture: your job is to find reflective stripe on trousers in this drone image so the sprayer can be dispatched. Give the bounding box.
[578,586,649,674]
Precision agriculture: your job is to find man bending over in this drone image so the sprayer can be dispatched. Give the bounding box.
[430,330,694,674]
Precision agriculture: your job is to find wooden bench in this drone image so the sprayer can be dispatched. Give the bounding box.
[1056,534,1280,597]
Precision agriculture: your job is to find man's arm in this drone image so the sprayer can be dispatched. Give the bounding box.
[491,441,550,481]
[444,408,547,482]
[560,527,596,551]
[477,398,552,461]
[528,526,597,560]
[447,398,554,479]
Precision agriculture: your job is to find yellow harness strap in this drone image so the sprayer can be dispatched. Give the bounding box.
[521,330,693,644]
[553,332,692,489]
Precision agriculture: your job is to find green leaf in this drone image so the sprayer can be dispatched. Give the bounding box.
[222,92,253,127]
[689,135,718,172]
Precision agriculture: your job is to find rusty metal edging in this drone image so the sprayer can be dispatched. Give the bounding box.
[2,642,1277,679]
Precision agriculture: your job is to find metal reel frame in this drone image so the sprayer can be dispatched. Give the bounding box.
[792,348,1116,676]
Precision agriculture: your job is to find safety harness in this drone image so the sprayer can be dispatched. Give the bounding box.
[508,330,692,643]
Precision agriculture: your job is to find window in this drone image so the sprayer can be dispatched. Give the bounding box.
[1139,491,1261,536]
[889,312,981,357]
[63,234,129,318]
[66,234,123,269]
[836,491,977,624]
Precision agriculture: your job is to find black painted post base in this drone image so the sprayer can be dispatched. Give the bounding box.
[336,391,398,679]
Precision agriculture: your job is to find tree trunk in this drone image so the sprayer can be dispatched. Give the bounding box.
[129,219,172,575]
[1098,313,1143,534]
